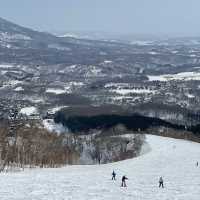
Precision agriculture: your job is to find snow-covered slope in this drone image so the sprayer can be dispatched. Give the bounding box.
[0,135,200,200]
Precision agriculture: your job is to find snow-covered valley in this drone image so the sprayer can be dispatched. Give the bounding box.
[0,135,199,200]
[2,17,200,127]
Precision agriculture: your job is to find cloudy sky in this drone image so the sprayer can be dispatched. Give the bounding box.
[0,0,200,36]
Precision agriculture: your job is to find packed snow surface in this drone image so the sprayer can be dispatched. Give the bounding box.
[0,135,200,200]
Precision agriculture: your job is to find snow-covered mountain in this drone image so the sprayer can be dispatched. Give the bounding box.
[0,17,57,49]
[0,135,199,200]
[0,17,108,53]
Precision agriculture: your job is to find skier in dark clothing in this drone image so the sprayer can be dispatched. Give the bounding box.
[197,161,198,167]
[159,177,164,188]
[121,175,128,187]
[112,170,116,180]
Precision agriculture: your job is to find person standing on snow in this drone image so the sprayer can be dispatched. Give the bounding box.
[121,175,128,187]
[197,161,198,167]
[112,170,116,180]
[159,177,164,188]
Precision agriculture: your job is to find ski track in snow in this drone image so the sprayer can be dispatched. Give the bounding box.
[0,135,200,200]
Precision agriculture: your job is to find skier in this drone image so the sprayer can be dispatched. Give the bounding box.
[197,161,199,167]
[159,177,164,188]
[121,175,128,187]
[112,170,116,180]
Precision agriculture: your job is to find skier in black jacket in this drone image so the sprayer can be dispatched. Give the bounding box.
[112,170,116,180]
[159,177,164,188]
[121,175,128,187]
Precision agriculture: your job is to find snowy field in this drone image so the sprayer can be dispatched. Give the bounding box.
[0,135,200,200]
[148,72,200,82]
[111,88,156,95]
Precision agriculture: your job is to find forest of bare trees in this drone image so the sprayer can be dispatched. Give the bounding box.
[0,120,81,172]
[0,118,147,171]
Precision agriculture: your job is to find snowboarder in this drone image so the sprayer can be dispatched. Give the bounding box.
[159,177,164,188]
[112,170,116,180]
[121,175,128,187]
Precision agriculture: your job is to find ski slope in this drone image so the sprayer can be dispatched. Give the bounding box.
[0,135,200,200]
